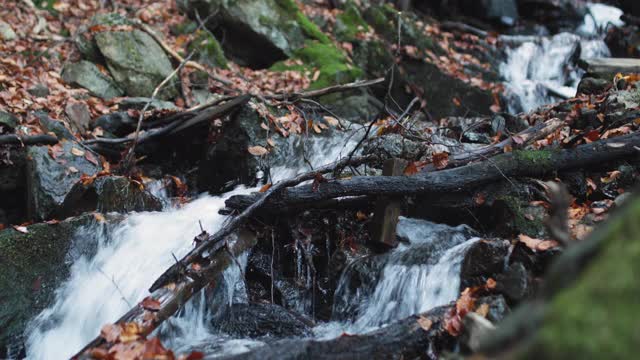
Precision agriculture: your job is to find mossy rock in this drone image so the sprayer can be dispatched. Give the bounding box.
[95,29,178,99]
[180,0,328,68]
[61,60,124,100]
[0,215,101,356]
[334,2,369,42]
[74,13,133,62]
[188,30,228,69]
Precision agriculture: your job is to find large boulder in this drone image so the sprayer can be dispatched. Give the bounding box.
[95,29,178,99]
[0,215,102,357]
[60,176,163,217]
[26,140,102,221]
[179,0,320,68]
[61,60,124,100]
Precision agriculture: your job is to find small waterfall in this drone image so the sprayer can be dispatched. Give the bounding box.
[25,121,361,359]
[500,3,622,113]
[322,218,479,337]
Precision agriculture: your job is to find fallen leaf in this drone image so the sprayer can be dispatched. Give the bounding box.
[403,162,419,176]
[100,323,121,343]
[12,225,28,233]
[356,211,368,221]
[141,297,161,312]
[475,303,489,317]
[70,147,85,156]
[323,116,339,127]
[119,322,142,343]
[259,183,272,193]
[248,145,268,156]
[68,166,78,173]
[432,152,449,170]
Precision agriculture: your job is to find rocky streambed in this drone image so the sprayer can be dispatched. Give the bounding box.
[1,0,640,359]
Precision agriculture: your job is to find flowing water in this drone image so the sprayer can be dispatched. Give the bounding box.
[500,3,622,113]
[23,4,624,359]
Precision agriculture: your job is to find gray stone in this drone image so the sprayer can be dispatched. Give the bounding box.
[579,58,640,80]
[26,140,102,221]
[92,112,135,137]
[34,112,75,140]
[461,239,510,285]
[60,176,163,217]
[62,60,124,100]
[179,0,308,68]
[0,20,16,41]
[496,262,530,301]
[95,30,178,99]
[27,83,49,98]
[0,111,18,130]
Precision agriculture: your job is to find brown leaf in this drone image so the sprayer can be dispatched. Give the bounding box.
[70,147,85,156]
[100,323,121,343]
[259,183,272,193]
[12,225,28,233]
[186,351,205,360]
[323,116,339,127]
[432,152,449,170]
[142,337,172,358]
[356,211,368,221]
[85,151,99,166]
[403,162,419,176]
[247,145,268,156]
[119,322,142,343]
[141,296,161,312]
[473,192,486,206]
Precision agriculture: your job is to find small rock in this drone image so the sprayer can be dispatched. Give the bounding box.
[0,20,16,41]
[460,239,509,286]
[577,77,610,95]
[0,111,18,130]
[27,83,49,98]
[26,139,102,220]
[92,112,136,137]
[34,112,75,140]
[62,60,124,100]
[462,312,496,352]
[118,97,177,111]
[60,176,163,217]
[615,192,632,207]
[496,262,530,302]
[476,294,511,323]
[65,102,92,132]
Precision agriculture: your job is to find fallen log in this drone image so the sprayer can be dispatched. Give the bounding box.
[225,132,640,213]
[218,305,454,360]
[72,229,257,358]
[0,133,58,146]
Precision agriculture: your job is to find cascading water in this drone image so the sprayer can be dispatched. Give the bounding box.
[320,218,480,337]
[24,124,360,359]
[500,3,623,113]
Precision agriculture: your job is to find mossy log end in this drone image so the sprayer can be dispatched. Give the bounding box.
[225,132,640,213]
[478,190,640,359]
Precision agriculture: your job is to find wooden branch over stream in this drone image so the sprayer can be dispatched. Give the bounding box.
[225,132,640,213]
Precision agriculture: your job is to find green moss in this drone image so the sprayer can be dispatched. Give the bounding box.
[513,149,554,169]
[294,41,363,89]
[274,0,330,44]
[334,2,369,42]
[188,30,228,69]
[519,198,640,359]
[497,195,546,237]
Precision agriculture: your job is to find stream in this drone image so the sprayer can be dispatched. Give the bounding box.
[23,4,622,359]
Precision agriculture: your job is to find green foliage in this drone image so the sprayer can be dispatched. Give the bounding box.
[334,2,369,42]
[295,41,363,89]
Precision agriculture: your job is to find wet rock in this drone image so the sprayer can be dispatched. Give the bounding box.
[0,111,18,130]
[0,215,96,356]
[34,112,75,140]
[517,0,586,32]
[60,176,163,217]
[26,140,102,221]
[460,239,509,287]
[0,20,16,41]
[462,312,496,353]
[62,60,124,100]
[0,150,27,227]
[118,97,178,111]
[331,255,384,321]
[179,0,310,68]
[215,303,312,339]
[319,90,383,124]
[95,29,178,98]
[495,262,530,302]
[27,83,49,98]
[92,112,136,137]
[476,294,511,323]
[576,77,610,95]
